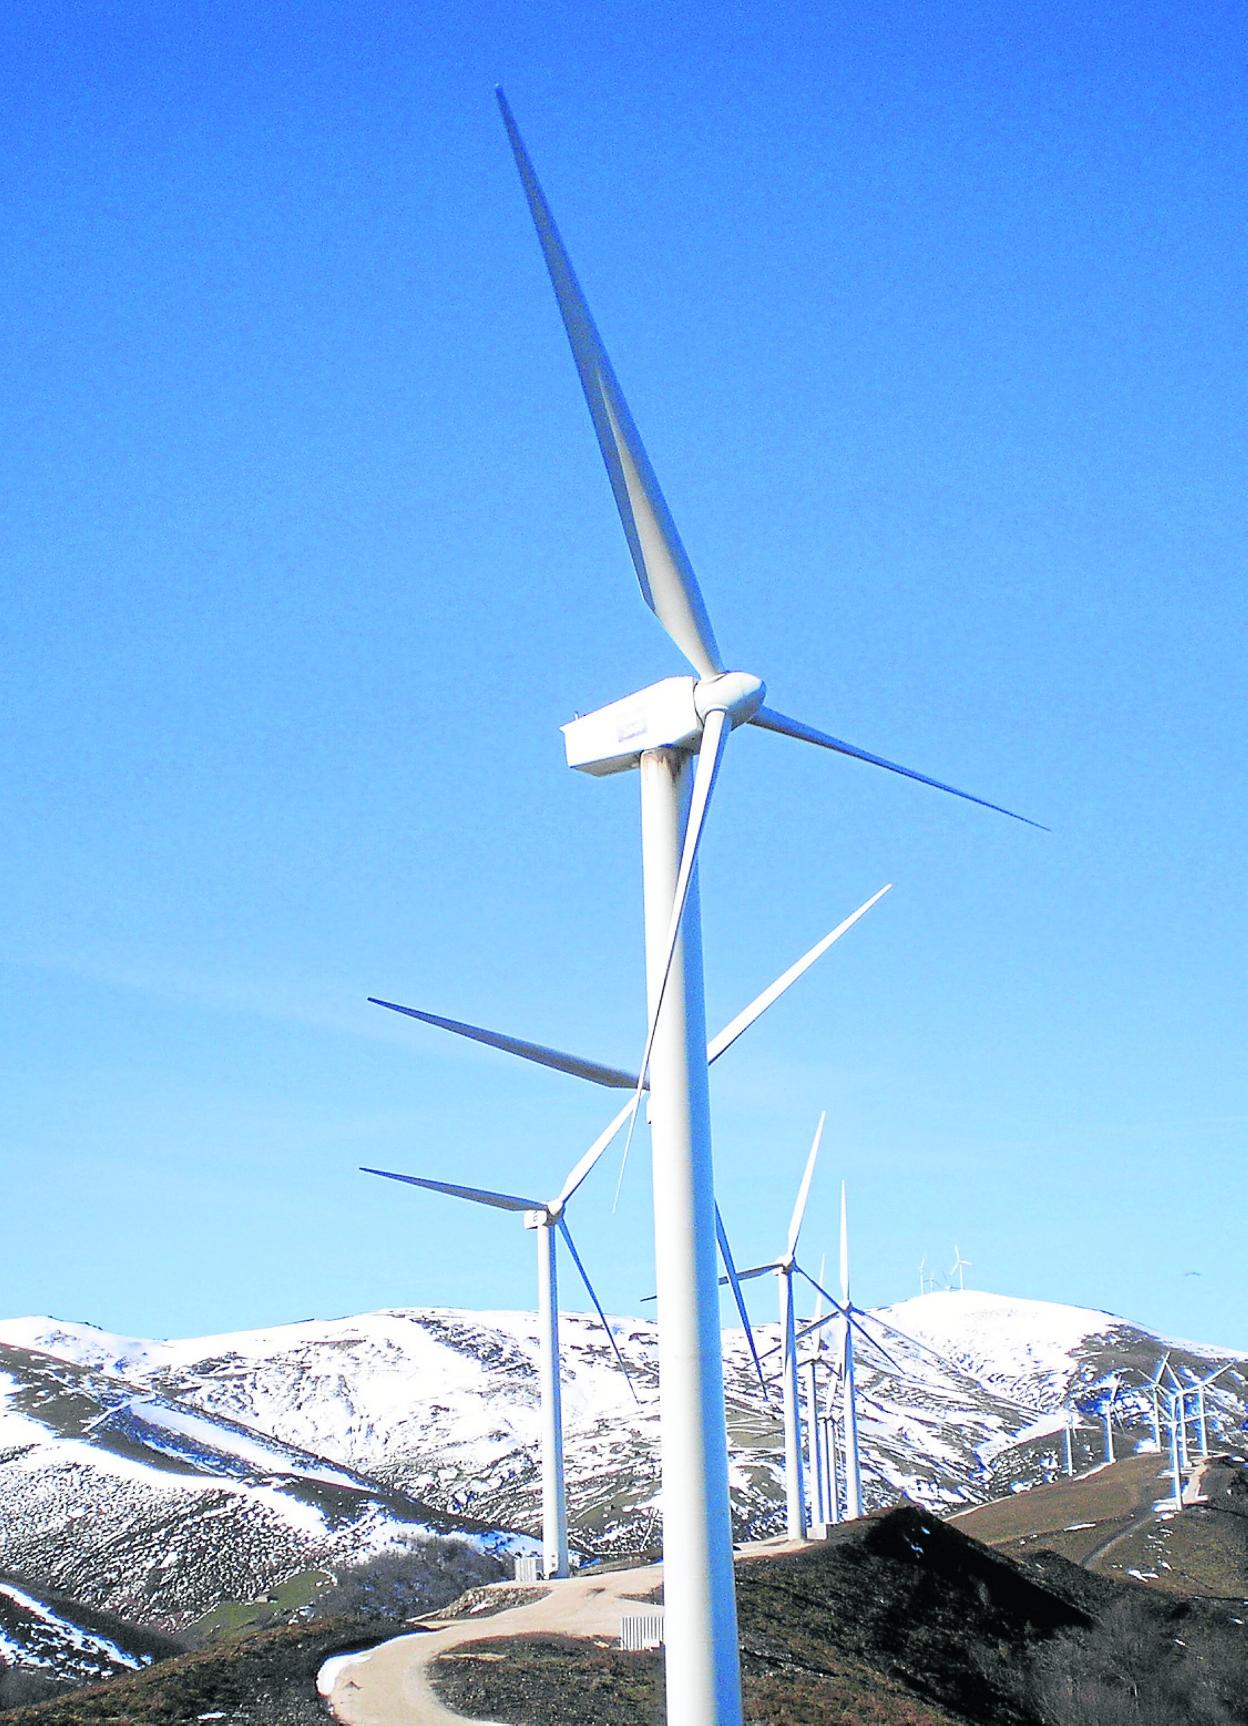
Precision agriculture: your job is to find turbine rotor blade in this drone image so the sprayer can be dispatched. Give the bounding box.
[748,705,1045,829]
[497,90,723,680]
[715,1261,783,1287]
[613,706,730,1203]
[792,1269,849,1337]
[785,1111,826,1262]
[369,999,637,1090]
[706,886,892,1066]
[554,1096,639,1212]
[716,1203,771,1402]
[556,1218,639,1402]
[847,1311,903,1373]
[360,1168,542,1214]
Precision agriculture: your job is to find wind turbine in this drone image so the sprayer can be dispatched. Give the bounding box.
[490,91,1038,1726]
[373,886,889,1407]
[706,1115,827,1541]
[950,1246,971,1291]
[1060,1409,1076,1477]
[801,1256,834,1530]
[918,1256,928,1296]
[1097,1382,1121,1466]
[360,1145,634,1579]
[1164,1362,1191,1469]
[1190,1365,1230,1457]
[785,1184,934,1520]
[1165,1385,1185,1510]
[1145,1354,1172,1450]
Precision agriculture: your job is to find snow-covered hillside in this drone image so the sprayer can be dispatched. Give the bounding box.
[0,1333,529,1630]
[0,1577,171,1687]
[2,1291,1243,1605]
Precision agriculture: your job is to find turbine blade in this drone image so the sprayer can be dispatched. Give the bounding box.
[497,91,723,679]
[716,1261,783,1286]
[707,885,893,1065]
[785,1111,826,1261]
[360,1168,541,1214]
[554,1096,639,1211]
[793,1267,849,1333]
[848,1311,903,1373]
[556,1218,639,1402]
[369,999,637,1090]
[716,1203,771,1402]
[612,706,730,1203]
[748,705,1045,829]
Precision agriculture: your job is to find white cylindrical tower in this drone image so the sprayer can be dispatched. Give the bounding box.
[639,746,742,1726]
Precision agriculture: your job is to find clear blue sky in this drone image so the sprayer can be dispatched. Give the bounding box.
[4,2,1244,1349]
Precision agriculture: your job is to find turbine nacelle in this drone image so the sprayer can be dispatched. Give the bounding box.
[563,672,764,777]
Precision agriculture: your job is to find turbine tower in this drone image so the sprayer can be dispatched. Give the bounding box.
[801,1256,833,1530]
[493,92,1037,1726]
[839,1186,864,1518]
[1145,1354,1172,1450]
[1166,1386,1184,1510]
[1098,1382,1120,1466]
[360,1140,634,1580]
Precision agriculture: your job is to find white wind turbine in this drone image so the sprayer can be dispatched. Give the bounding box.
[372,886,889,1401]
[787,1183,930,1521]
[1095,1381,1122,1466]
[1060,1408,1075,1476]
[801,1256,836,1531]
[1165,1384,1185,1509]
[950,1246,971,1291]
[1165,1362,1191,1469]
[484,92,1039,1726]
[711,1115,827,1541]
[361,1143,635,1579]
[1190,1365,1230,1457]
[1145,1354,1172,1450]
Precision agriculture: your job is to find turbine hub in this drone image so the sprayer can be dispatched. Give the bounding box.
[694,671,765,729]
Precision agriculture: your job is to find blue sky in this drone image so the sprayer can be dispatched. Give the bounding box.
[4,1,1244,1350]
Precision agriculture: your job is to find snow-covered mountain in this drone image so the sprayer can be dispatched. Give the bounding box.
[0,1329,530,1630]
[1,1290,1243,1619]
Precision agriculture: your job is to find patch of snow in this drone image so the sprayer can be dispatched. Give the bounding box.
[317,1648,374,1697]
[0,1583,148,1669]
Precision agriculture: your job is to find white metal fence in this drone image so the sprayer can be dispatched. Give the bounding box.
[619,1607,665,1650]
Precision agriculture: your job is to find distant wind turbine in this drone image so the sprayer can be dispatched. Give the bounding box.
[801,1256,835,1530]
[361,1136,636,1580]
[1145,1354,1172,1450]
[373,889,889,1403]
[712,1114,828,1541]
[1165,1386,1185,1510]
[1191,1365,1230,1457]
[950,1246,971,1291]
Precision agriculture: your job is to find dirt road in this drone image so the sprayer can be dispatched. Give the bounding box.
[321,1538,801,1726]
[320,1563,662,1726]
